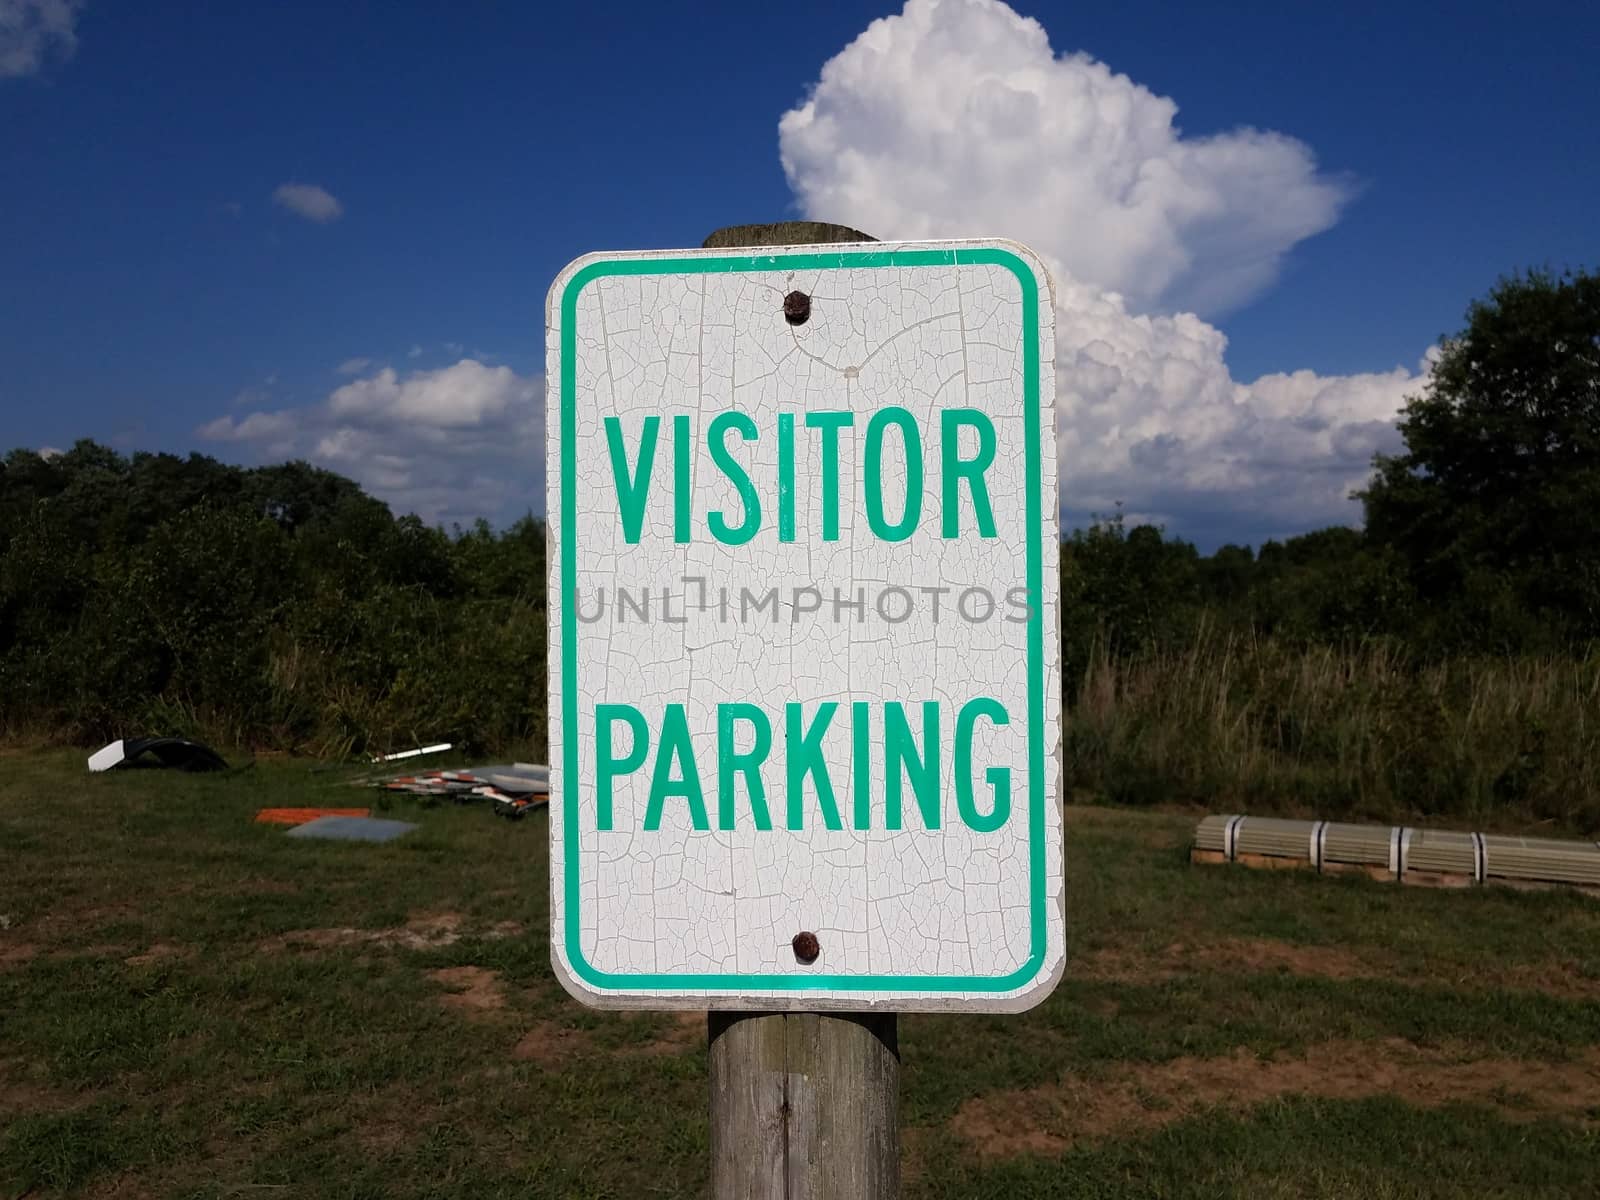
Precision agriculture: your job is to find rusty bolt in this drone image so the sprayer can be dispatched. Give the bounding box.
[792,931,820,964]
[783,290,811,326]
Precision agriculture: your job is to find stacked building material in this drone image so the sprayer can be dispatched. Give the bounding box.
[1399,828,1483,886]
[1318,822,1398,880]
[1191,813,1600,896]
[361,762,550,819]
[1191,816,1322,870]
[1481,834,1600,889]
[1191,814,1241,865]
[1234,817,1321,869]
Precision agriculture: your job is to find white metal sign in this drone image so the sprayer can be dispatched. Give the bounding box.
[546,240,1062,1011]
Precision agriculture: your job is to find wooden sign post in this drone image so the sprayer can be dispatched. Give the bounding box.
[703,225,899,1200]
[545,221,1064,1199]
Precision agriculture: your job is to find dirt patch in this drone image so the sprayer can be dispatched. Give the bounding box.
[238,878,300,895]
[337,1088,448,1158]
[41,902,138,935]
[357,1120,413,1156]
[505,1010,702,1066]
[1188,937,1372,980]
[901,1126,929,1189]
[0,939,38,968]
[624,1010,704,1057]
[79,1172,159,1200]
[349,1085,446,1157]
[51,943,132,961]
[951,1038,1600,1159]
[511,1020,593,1068]
[428,966,506,1016]
[0,1061,88,1113]
[1494,958,1600,1001]
[22,900,143,953]
[124,942,186,967]
[954,1102,1080,1158]
[262,911,522,953]
[1077,937,1376,986]
[1076,936,1600,1000]
[1083,994,1121,1019]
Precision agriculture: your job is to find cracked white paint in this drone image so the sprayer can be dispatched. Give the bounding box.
[546,240,1063,1011]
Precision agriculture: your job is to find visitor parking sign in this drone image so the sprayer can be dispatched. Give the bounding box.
[546,240,1063,1011]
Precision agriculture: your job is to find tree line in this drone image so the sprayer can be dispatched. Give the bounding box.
[2,269,1595,780]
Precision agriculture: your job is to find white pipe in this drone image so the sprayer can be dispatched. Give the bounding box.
[371,742,453,763]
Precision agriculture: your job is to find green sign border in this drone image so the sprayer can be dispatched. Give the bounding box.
[559,247,1048,994]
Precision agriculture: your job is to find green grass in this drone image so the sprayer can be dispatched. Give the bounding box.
[2,751,1597,1197]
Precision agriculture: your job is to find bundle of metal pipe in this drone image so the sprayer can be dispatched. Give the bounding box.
[1192,814,1600,894]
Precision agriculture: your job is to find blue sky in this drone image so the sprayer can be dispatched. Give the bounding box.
[4,0,1596,547]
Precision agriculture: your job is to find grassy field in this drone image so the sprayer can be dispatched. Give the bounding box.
[2,750,1598,1198]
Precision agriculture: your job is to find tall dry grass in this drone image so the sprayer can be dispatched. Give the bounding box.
[1065,621,1600,833]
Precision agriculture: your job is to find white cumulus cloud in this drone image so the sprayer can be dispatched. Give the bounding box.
[327,360,530,427]
[780,0,1350,317]
[272,182,343,224]
[1049,275,1420,543]
[0,0,81,78]
[782,0,1426,542]
[198,359,544,526]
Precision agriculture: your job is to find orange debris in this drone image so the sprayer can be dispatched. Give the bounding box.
[255,807,371,826]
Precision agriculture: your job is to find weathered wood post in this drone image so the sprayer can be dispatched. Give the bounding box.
[701,221,901,1200]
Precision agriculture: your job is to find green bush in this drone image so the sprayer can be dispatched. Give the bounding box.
[0,444,545,757]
